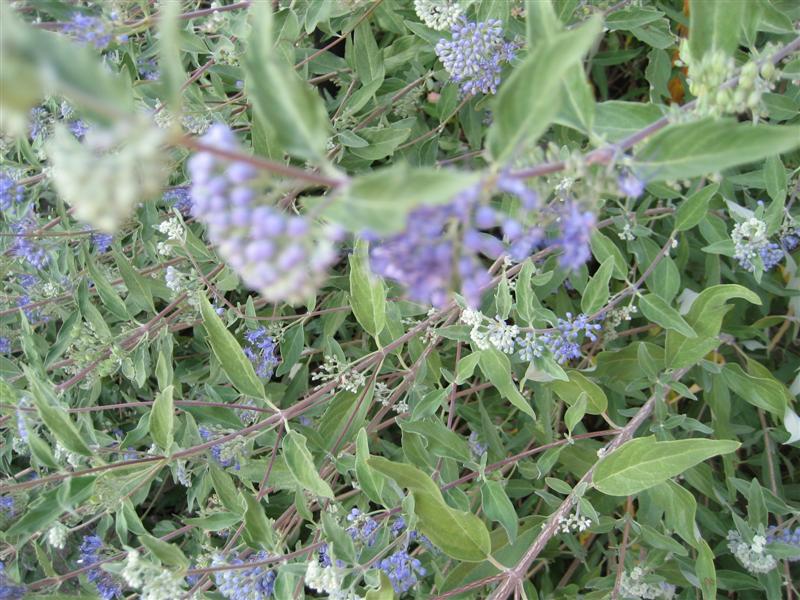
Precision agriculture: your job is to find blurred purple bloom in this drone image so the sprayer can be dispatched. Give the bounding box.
[0,173,25,210]
[62,13,113,49]
[189,124,337,303]
[164,187,193,215]
[558,203,595,271]
[618,172,645,198]
[0,562,26,600]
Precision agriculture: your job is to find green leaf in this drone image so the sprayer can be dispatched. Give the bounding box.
[487,16,601,161]
[114,251,156,314]
[478,349,535,418]
[764,155,787,203]
[590,231,627,279]
[283,430,335,499]
[157,0,184,113]
[353,20,385,89]
[549,370,607,415]
[564,392,588,435]
[720,363,786,417]
[665,284,761,369]
[321,510,357,564]
[480,480,518,544]
[365,573,395,600]
[594,436,740,496]
[208,464,243,515]
[85,258,129,320]
[355,428,389,505]
[244,3,329,160]
[242,493,274,550]
[366,456,441,497]
[349,127,411,161]
[399,418,471,462]
[199,294,264,399]
[317,165,480,235]
[456,352,482,384]
[639,294,696,337]
[275,323,304,377]
[148,384,174,452]
[367,456,490,560]
[26,368,92,456]
[689,0,744,59]
[349,240,386,338]
[139,534,189,569]
[412,489,491,562]
[580,258,614,314]
[634,120,800,182]
[675,183,719,231]
[696,539,717,600]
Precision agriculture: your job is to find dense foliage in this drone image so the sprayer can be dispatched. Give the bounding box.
[1,1,800,599]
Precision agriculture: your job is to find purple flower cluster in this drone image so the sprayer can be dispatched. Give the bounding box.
[0,337,11,354]
[11,217,49,269]
[435,18,515,95]
[137,57,160,81]
[557,203,595,271]
[345,508,379,546]
[62,13,113,49]
[244,328,280,380]
[378,549,427,594]
[199,426,240,470]
[542,313,602,364]
[767,526,800,561]
[618,172,645,198]
[0,496,15,518]
[189,125,338,304]
[91,232,113,254]
[212,551,275,599]
[0,562,26,600]
[164,187,193,215]
[0,173,24,210]
[77,535,123,600]
[370,180,542,308]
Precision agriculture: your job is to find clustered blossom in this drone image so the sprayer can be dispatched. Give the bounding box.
[542,313,602,364]
[122,550,186,600]
[163,187,193,215]
[468,431,487,458]
[727,530,778,574]
[0,562,26,600]
[618,171,645,198]
[435,18,515,95]
[413,0,462,31]
[244,327,280,380]
[46,522,68,549]
[61,13,114,49]
[618,567,676,600]
[212,551,276,599]
[557,510,592,534]
[304,560,342,596]
[78,535,123,600]
[766,526,800,561]
[0,337,11,354]
[189,124,338,304]
[199,426,245,470]
[462,309,600,365]
[731,217,783,272]
[0,172,24,210]
[91,232,113,253]
[345,508,379,546]
[11,215,49,268]
[378,550,427,594]
[558,203,596,271]
[371,180,542,308]
[0,496,15,518]
[312,355,366,393]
